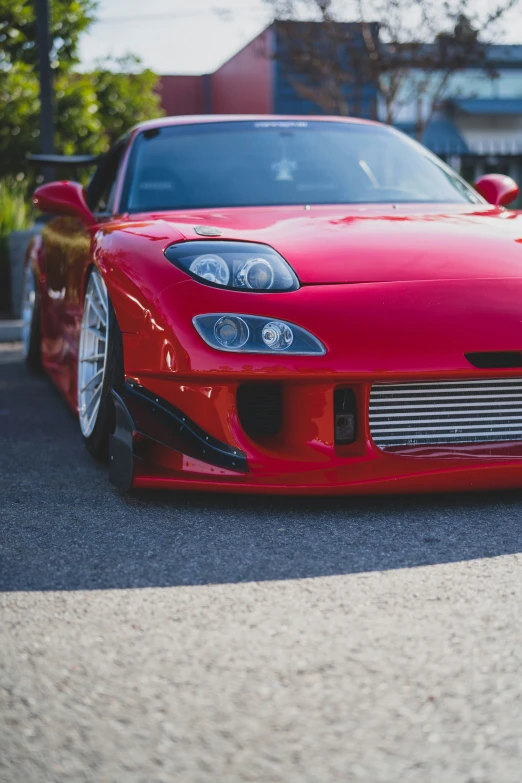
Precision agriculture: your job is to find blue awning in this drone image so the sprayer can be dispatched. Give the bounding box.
[450,98,522,115]
[422,120,469,154]
[395,120,469,155]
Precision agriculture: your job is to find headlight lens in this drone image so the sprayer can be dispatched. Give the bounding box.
[189,253,230,286]
[193,314,325,355]
[214,316,249,349]
[236,258,275,290]
[164,241,299,292]
[262,321,294,351]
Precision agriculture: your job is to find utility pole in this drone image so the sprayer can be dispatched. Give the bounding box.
[35,0,55,179]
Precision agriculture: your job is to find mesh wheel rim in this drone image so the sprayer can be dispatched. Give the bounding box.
[77,270,109,437]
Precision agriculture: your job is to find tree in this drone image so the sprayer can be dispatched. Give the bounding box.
[0,63,102,177]
[0,0,97,72]
[92,55,164,145]
[0,1,164,180]
[264,0,520,136]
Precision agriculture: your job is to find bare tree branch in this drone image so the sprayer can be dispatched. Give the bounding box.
[264,0,519,136]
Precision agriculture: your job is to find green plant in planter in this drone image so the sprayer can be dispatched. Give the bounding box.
[0,180,33,315]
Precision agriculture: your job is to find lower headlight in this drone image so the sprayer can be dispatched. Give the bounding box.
[193,314,325,355]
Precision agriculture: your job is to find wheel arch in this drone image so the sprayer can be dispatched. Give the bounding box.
[84,257,148,338]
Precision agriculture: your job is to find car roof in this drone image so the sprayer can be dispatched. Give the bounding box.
[128,114,383,135]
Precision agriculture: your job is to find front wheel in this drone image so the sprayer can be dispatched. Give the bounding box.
[77,267,123,460]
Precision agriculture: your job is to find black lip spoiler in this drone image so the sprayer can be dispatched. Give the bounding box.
[109,381,249,491]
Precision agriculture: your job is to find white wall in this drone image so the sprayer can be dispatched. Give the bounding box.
[456,114,522,154]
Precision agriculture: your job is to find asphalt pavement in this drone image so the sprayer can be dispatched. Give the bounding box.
[2,343,522,782]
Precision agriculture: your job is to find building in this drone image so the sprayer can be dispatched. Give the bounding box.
[157,24,522,202]
[157,22,378,118]
[390,45,522,194]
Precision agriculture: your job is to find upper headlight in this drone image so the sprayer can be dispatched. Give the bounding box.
[164,241,299,292]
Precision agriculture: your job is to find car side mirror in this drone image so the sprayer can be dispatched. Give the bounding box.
[474,174,519,207]
[33,181,96,225]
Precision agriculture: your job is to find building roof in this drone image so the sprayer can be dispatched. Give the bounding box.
[483,44,522,66]
[392,42,522,67]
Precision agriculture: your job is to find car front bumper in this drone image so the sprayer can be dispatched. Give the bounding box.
[116,277,522,494]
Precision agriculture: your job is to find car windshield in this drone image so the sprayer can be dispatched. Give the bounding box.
[122,120,480,212]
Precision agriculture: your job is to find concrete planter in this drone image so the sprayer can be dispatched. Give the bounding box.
[8,225,41,318]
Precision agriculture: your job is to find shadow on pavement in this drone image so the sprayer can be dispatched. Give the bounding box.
[2,347,522,592]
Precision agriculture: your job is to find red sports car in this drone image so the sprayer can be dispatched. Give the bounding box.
[23,115,522,494]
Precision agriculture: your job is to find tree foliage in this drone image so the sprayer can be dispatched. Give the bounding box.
[93,55,164,145]
[0,0,96,71]
[0,1,164,180]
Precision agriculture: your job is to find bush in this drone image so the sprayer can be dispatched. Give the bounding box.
[0,179,33,315]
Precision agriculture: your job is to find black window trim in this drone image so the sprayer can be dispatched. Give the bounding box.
[86,136,130,217]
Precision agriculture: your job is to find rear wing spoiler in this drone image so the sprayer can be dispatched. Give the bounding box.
[27,154,101,166]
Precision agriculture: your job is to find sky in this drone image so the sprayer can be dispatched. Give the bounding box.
[78,0,273,74]
[78,0,522,76]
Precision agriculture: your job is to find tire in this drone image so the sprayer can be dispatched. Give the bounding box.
[21,263,42,373]
[77,267,124,461]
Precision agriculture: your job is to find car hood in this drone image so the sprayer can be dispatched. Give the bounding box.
[125,204,522,285]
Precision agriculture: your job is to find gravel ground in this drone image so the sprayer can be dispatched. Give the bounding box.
[1,344,522,782]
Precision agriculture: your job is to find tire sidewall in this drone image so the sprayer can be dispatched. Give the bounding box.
[23,263,42,373]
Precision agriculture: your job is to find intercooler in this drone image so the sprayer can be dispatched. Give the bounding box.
[369,378,522,448]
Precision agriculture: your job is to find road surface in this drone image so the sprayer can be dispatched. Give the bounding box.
[1,344,522,782]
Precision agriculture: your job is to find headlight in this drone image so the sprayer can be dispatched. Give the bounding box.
[193,314,325,355]
[164,241,299,292]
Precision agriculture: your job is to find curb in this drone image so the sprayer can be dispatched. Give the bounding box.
[0,320,22,343]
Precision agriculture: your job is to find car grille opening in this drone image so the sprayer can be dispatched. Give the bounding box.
[369,378,522,448]
[237,383,282,439]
